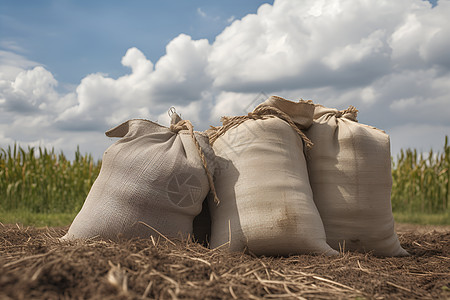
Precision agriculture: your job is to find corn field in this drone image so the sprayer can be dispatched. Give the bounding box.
[0,144,101,213]
[391,136,449,214]
[0,137,449,215]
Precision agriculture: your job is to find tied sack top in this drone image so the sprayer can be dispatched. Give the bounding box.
[63,112,217,241]
[207,96,338,256]
[306,104,408,257]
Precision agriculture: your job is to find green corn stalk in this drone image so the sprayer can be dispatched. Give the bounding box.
[0,144,101,214]
[391,136,449,214]
[1,136,448,216]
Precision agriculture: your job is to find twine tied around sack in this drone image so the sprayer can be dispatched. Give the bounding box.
[169,115,220,205]
[335,106,359,121]
[208,105,313,151]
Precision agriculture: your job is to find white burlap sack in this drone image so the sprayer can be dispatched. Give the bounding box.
[63,113,216,241]
[208,97,337,256]
[306,104,408,256]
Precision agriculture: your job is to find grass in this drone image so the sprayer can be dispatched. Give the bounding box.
[0,210,76,228]
[0,136,449,227]
[393,211,450,226]
[2,211,448,228]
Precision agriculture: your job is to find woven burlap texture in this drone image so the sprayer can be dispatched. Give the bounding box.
[63,114,216,241]
[306,104,408,256]
[208,97,337,256]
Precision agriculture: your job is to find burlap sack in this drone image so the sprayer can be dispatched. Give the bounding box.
[207,97,337,256]
[63,113,217,241]
[306,104,408,256]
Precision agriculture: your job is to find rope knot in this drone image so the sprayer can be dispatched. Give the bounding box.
[167,107,220,204]
[170,120,192,134]
[209,104,313,152]
[335,105,358,121]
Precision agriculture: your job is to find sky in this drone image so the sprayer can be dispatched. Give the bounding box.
[0,0,448,160]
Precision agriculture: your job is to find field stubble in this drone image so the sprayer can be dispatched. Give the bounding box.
[0,223,448,300]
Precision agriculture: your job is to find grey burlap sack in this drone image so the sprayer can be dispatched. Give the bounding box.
[63,112,217,241]
[306,104,408,256]
[207,96,338,256]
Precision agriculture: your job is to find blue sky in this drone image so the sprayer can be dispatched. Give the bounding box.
[0,0,449,159]
[1,0,273,85]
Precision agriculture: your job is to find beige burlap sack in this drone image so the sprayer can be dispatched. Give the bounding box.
[207,97,337,256]
[63,112,217,241]
[306,104,408,256]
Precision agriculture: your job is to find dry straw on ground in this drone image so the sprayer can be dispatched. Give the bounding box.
[0,223,449,299]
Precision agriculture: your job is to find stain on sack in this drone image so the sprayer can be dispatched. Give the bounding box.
[276,194,300,231]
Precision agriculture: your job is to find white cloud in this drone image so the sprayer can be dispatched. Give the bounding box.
[390,97,417,111]
[322,30,387,71]
[210,92,270,122]
[55,34,211,132]
[121,47,154,80]
[0,66,61,114]
[0,50,40,80]
[148,34,212,103]
[1,0,449,160]
[208,0,450,94]
[197,7,207,18]
[0,40,26,53]
[389,2,450,69]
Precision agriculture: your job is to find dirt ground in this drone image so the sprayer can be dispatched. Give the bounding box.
[0,223,448,300]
